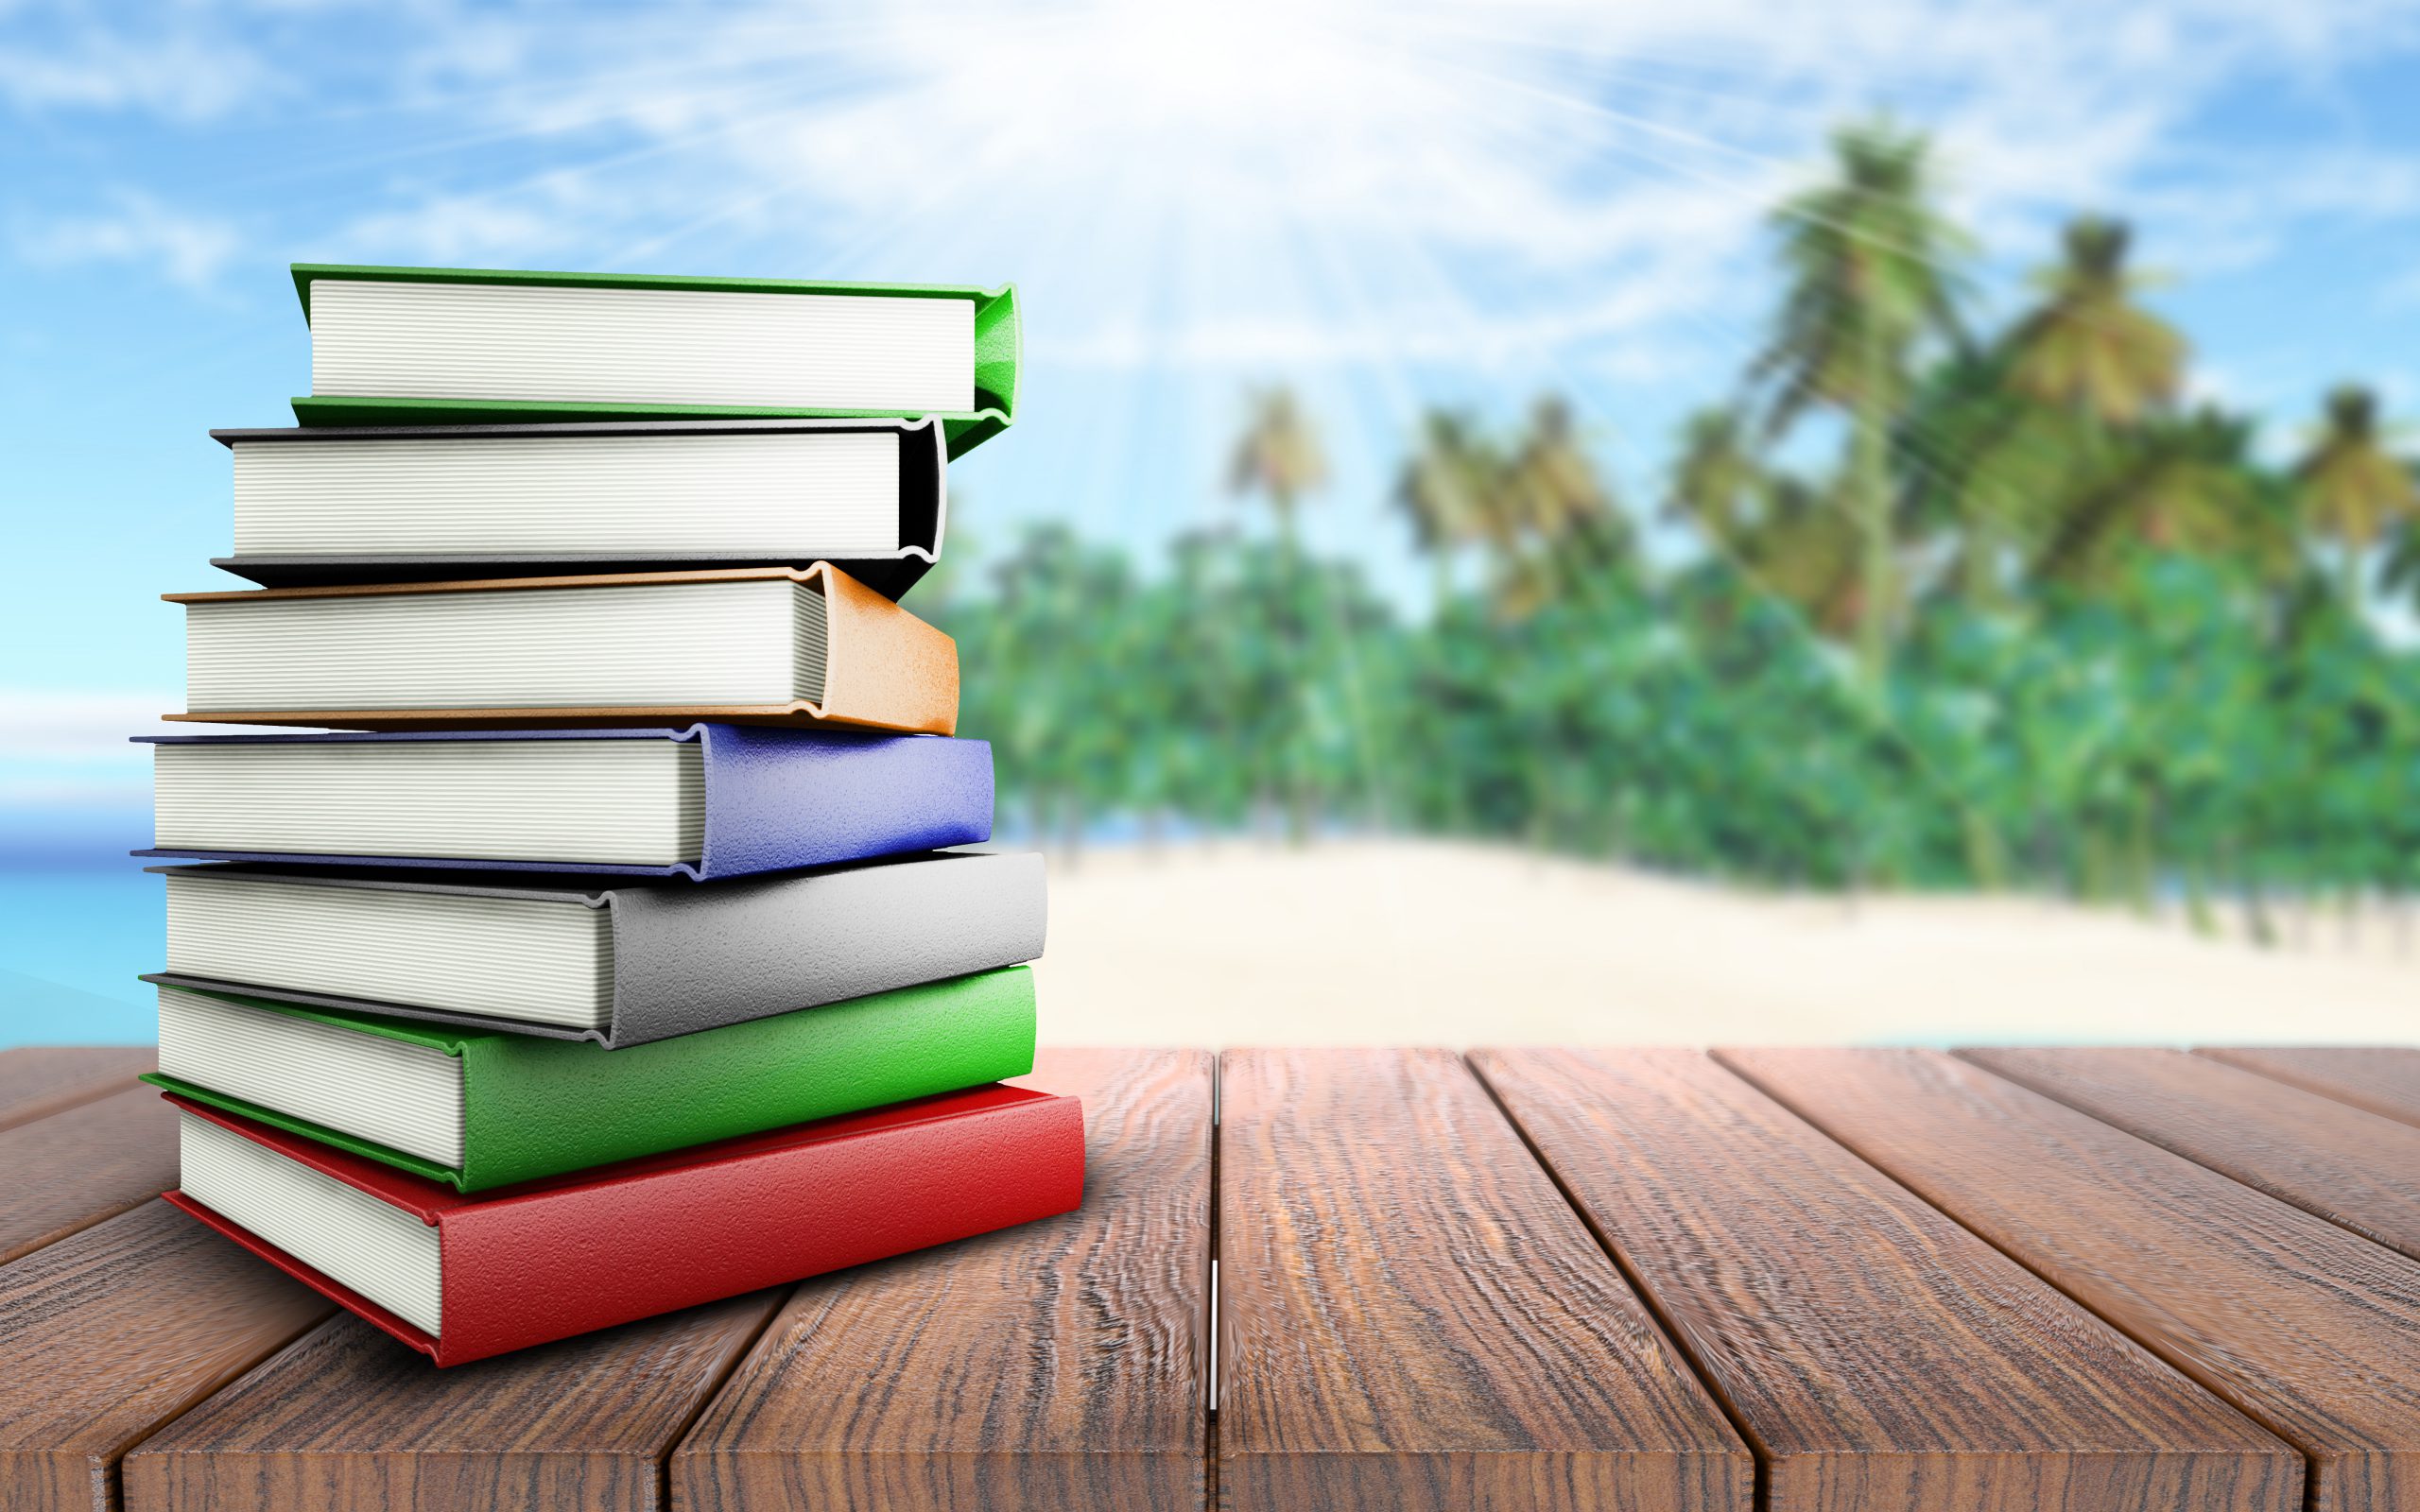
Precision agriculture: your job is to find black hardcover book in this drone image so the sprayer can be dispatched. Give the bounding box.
[208,417,947,599]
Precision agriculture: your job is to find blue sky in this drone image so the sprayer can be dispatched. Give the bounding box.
[7,0,2420,864]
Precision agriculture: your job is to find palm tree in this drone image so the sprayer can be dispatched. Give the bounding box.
[1393,409,1500,610]
[1745,474,1867,636]
[1502,398,1617,537]
[1900,221,2187,602]
[1229,386,1328,569]
[2005,217,2187,425]
[2383,518,2420,612]
[1665,405,1770,554]
[1893,346,2046,605]
[1750,119,1971,688]
[1228,386,1334,841]
[2030,408,2267,586]
[1492,397,1633,614]
[2291,385,2418,609]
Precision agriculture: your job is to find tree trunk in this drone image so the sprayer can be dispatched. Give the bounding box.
[2244,883,2278,948]
[2078,827,2112,904]
[1275,487,1315,847]
[1959,520,1998,610]
[2125,787,2157,916]
[1960,809,2007,890]
[1852,323,1894,694]
[2181,862,2217,937]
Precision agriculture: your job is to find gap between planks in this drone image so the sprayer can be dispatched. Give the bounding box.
[1717,1048,2420,1512]
[1716,1045,2335,1510]
[0,1050,1214,1512]
[1463,1052,1780,1512]
[1471,1050,2304,1512]
[655,1286,800,1512]
[666,1048,1214,1512]
[0,1047,158,1135]
[58,1046,2348,1512]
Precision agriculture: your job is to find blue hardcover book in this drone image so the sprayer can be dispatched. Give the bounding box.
[136,724,992,879]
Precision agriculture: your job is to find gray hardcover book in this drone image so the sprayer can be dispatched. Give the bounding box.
[142,850,1045,1048]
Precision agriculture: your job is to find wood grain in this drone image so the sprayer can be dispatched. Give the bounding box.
[1216,1048,1750,1512]
[671,1047,1213,1512]
[1722,1048,2420,1512]
[121,1291,786,1512]
[1476,1048,2297,1512]
[0,1089,179,1265]
[0,1200,331,1512]
[1965,1047,2420,1263]
[2197,1047,2420,1130]
[0,1048,154,1133]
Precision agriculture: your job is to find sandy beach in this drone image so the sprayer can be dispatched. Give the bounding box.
[1031,839,2418,1046]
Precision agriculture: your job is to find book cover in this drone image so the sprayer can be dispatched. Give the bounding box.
[164,1085,1085,1366]
[136,724,994,879]
[145,967,1038,1191]
[209,418,950,598]
[163,562,960,735]
[143,850,1048,1047]
[286,264,1019,459]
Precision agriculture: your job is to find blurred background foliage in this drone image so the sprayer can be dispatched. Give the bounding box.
[932,121,2420,927]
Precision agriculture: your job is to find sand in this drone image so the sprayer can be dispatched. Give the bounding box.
[1029,839,2419,1046]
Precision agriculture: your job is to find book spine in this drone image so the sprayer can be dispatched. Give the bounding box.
[972,285,1019,418]
[696,725,992,878]
[812,565,959,735]
[897,418,947,565]
[435,1092,1083,1365]
[461,967,1039,1190]
[601,852,1046,1045]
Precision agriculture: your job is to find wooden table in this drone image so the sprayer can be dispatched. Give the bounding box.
[6,1043,2420,1512]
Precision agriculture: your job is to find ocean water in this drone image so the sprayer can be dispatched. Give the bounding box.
[0,866,161,1046]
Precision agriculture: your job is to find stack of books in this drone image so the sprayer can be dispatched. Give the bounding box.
[135,264,1079,1366]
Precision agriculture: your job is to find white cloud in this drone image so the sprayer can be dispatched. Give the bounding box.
[15,0,2420,366]
[0,689,268,808]
[0,692,324,813]
[0,688,180,763]
[0,773,151,806]
[303,0,2420,375]
[0,14,284,120]
[13,188,241,288]
[13,0,2420,379]
[325,183,587,267]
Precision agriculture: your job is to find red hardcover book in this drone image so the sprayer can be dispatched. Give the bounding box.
[161,1085,1084,1366]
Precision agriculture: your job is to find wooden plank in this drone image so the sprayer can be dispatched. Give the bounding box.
[0,1088,179,1265]
[1216,1048,1750,1512]
[0,1048,154,1133]
[672,1047,1213,1512]
[2198,1046,2420,1130]
[120,1291,786,1512]
[1965,1047,2420,1264]
[1475,1048,2297,1512]
[1722,1048,2420,1512]
[0,1200,332,1512]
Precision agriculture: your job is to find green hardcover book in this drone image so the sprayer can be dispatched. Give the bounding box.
[143,968,1037,1192]
[286,264,1020,458]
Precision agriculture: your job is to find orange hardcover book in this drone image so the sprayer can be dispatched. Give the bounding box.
[164,563,959,735]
